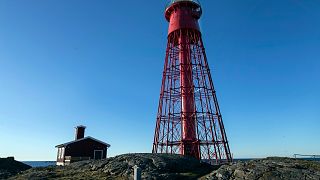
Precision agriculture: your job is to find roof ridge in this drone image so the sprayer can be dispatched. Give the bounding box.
[55,136,111,148]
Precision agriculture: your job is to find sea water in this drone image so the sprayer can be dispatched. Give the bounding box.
[22,161,56,167]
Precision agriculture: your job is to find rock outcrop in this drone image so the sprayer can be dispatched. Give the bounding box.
[201,157,320,180]
[10,153,215,180]
[0,157,31,179]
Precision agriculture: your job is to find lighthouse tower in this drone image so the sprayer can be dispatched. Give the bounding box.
[152,0,232,164]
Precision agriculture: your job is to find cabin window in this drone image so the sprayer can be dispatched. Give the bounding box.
[58,148,64,159]
[58,147,64,159]
[57,148,61,159]
[59,148,62,159]
[60,148,65,158]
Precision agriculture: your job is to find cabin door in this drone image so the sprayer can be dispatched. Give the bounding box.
[94,150,103,160]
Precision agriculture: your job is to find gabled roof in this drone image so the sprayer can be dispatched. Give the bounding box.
[55,136,111,148]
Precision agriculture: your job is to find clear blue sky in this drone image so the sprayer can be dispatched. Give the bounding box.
[0,0,319,160]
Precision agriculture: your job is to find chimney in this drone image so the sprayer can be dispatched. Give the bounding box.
[75,125,86,140]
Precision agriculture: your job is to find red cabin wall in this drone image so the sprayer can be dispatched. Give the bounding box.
[64,139,108,159]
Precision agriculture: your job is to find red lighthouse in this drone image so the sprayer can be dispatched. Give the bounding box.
[152,0,232,164]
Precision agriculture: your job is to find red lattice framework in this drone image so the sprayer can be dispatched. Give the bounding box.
[152,28,232,165]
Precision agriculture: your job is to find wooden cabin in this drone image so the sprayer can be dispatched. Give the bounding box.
[55,126,111,166]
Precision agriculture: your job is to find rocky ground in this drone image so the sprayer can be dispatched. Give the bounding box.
[3,154,320,180]
[201,157,320,180]
[0,157,31,179]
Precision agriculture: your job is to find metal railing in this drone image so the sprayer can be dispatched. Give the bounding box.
[166,0,201,9]
[293,154,320,161]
